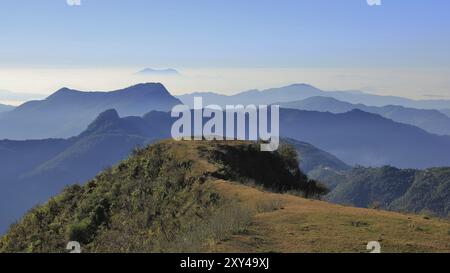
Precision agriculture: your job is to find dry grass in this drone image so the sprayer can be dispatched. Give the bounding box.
[137,140,450,253]
[157,199,254,253]
[210,180,450,253]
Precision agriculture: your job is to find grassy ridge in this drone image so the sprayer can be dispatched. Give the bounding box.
[1,141,220,252]
[1,140,449,253]
[0,140,321,253]
[212,181,450,253]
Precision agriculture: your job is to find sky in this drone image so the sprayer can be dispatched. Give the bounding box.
[0,0,450,104]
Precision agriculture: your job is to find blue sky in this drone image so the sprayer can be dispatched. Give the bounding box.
[0,0,449,100]
[1,0,449,68]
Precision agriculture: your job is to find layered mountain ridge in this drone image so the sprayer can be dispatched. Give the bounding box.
[0,83,181,139]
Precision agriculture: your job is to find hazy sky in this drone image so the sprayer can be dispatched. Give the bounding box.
[1,0,450,103]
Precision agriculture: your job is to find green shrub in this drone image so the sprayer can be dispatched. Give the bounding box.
[210,142,328,196]
[68,219,92,244]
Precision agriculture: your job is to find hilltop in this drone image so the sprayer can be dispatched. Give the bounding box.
[1,140,448,253]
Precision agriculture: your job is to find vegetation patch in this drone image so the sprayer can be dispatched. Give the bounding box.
[208,142,328,198]
[0,140,327,253]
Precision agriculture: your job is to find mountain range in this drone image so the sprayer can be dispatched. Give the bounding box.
[4,104,450,231]
[3,82,450,141]
[2,82,450,234]
[440,109,450,118]
[3,82,450,171]
[283,138,350,174]
[0,109,159,233]
[324,166,450,217]
[177,83,450,110]
[0,83,181,139]
[0,104,14,113]
[279,96,450,135]
[0,89,45,104]
[0,109,351,233]
[279,108,450,168]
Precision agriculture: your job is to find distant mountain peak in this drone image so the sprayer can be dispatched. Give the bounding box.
[83,109,121,135]
[117,82,173,97]
[239,89,261,95]
[0,83,181,139]
[287,83,318,89]
[47,83,174,100]
[125,82,165,90]
[344,108,385,120]
[47,87,79,98]
[56,87,77,93]
[136,68,180,76]
[95,109,120,121]
[347,108,370,115]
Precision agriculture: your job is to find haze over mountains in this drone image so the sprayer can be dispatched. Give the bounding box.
[0,104,14,113]
[0,109,346,233]
[3,105,450,220]
[1,82,450,236]
[0,83,181,139]
[0,89,45,105]
[3,105,450,232]
[440,109,450,118]
[0,109,162,233]
[278,108,450,168]
[177,83,450,110]
[280,96,450,135]
[2,82,450,141]
[1,82,450,169]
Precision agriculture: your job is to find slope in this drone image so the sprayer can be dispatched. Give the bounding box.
[0,109,342,234]
[0,140,326,252]
[1,140,448,253]
[213,181,450,253]
[326,166,450,217]
[283,138,350,173]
